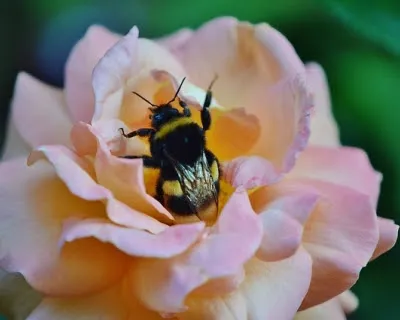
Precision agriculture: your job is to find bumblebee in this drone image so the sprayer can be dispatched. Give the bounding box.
[119,77,220,224]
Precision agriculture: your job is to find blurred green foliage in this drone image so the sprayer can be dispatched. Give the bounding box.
[0,0,399,319]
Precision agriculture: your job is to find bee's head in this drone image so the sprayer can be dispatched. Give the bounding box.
[132,77,189,130]
[148,104,182,130]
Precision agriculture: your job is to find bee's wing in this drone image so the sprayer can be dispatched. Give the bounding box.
[170,152,219,215]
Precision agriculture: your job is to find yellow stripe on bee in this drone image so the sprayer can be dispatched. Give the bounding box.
[210,160,219,182]
[143,167,160,196]
[162,180,183,196]
[154,117,195,140]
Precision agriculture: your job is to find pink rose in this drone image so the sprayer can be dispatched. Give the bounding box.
[0,17,397,320]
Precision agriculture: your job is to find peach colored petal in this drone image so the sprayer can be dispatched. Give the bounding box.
[65,25,121,123]
[71,122,173,222]
[288,146,382,207]
[28,143,168,233]
[60,218,205,258]
[1,120,30,161]
[295,298,345,320]
[10,72,72,148]
[156,28,194,52]
[0,158,128,296]
[180,248,312,320]
[371,217,399,260]
[91,26,185,127]
[27,281,162,320]
[298,179,379,309]
[152,70,262,160]
[338,290,359,314]
[151,70,224,111]
[0,269,41,320]
[174,17,312,173]
[131,188,263,314]
[306,62,340,147]
[249,183,319,261]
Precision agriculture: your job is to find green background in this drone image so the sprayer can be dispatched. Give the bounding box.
[0,0,399,319]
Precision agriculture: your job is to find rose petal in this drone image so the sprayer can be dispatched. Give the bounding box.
[288,146,382,208]
[91,26,185,127]
[295,298,345,320]
[249,182,319,261]
[27,282,162,320]
[60,218,205,258]
[0,158,128,296]
[150,70,224,110]
[10,72,72,148]
[306,62,340,147]
[298,179,379,309]
[371,217,399,260]
[71,122,173,222]
[131,188,263,313]
[181,248,312,320]
[156,28,194,52]
[1,119,30,161]
[0,269,41,320]
[222,156,282,189]
[65,25,121,123]
[151,70,262,160]
[28,143,167,233]
[174,17,311,172]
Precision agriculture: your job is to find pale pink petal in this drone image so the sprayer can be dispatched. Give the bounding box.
[222,156,282,188]
[306,62,340,147]
[1,119,31,161]
[65,25,121,123]
[0,269,41,320]
[0,158,129,296]
[156,28,193,52]
[131,188,263,313]
[180,248,312,320]
[288,146,382,207]
[298,179,379,309]
[174,17,312,173]
[60,218,205,258]
[91,26,185,127]
[295,298,345,320]
[28,143,168,233]
[10,72,72,148]
[27,281,162,320]
[71,122,173,222]
[338,290,359,314]
[249,182,319,261]
[371,217,398,260]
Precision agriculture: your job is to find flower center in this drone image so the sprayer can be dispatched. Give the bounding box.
[134,83,259,226]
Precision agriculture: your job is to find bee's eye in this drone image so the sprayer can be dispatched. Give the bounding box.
[184,137,189,144]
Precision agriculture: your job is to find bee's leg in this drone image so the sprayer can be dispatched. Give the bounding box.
[119,155,160,168]
[179,100,191,117]
[119,128,155,139]
[201,75,218,131]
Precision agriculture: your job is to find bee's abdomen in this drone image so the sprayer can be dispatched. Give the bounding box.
[160,178,219,215]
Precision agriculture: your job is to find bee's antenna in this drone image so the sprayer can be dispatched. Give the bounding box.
[208,74,218,91]
[166,77,186,105]
[132,91,158,108]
